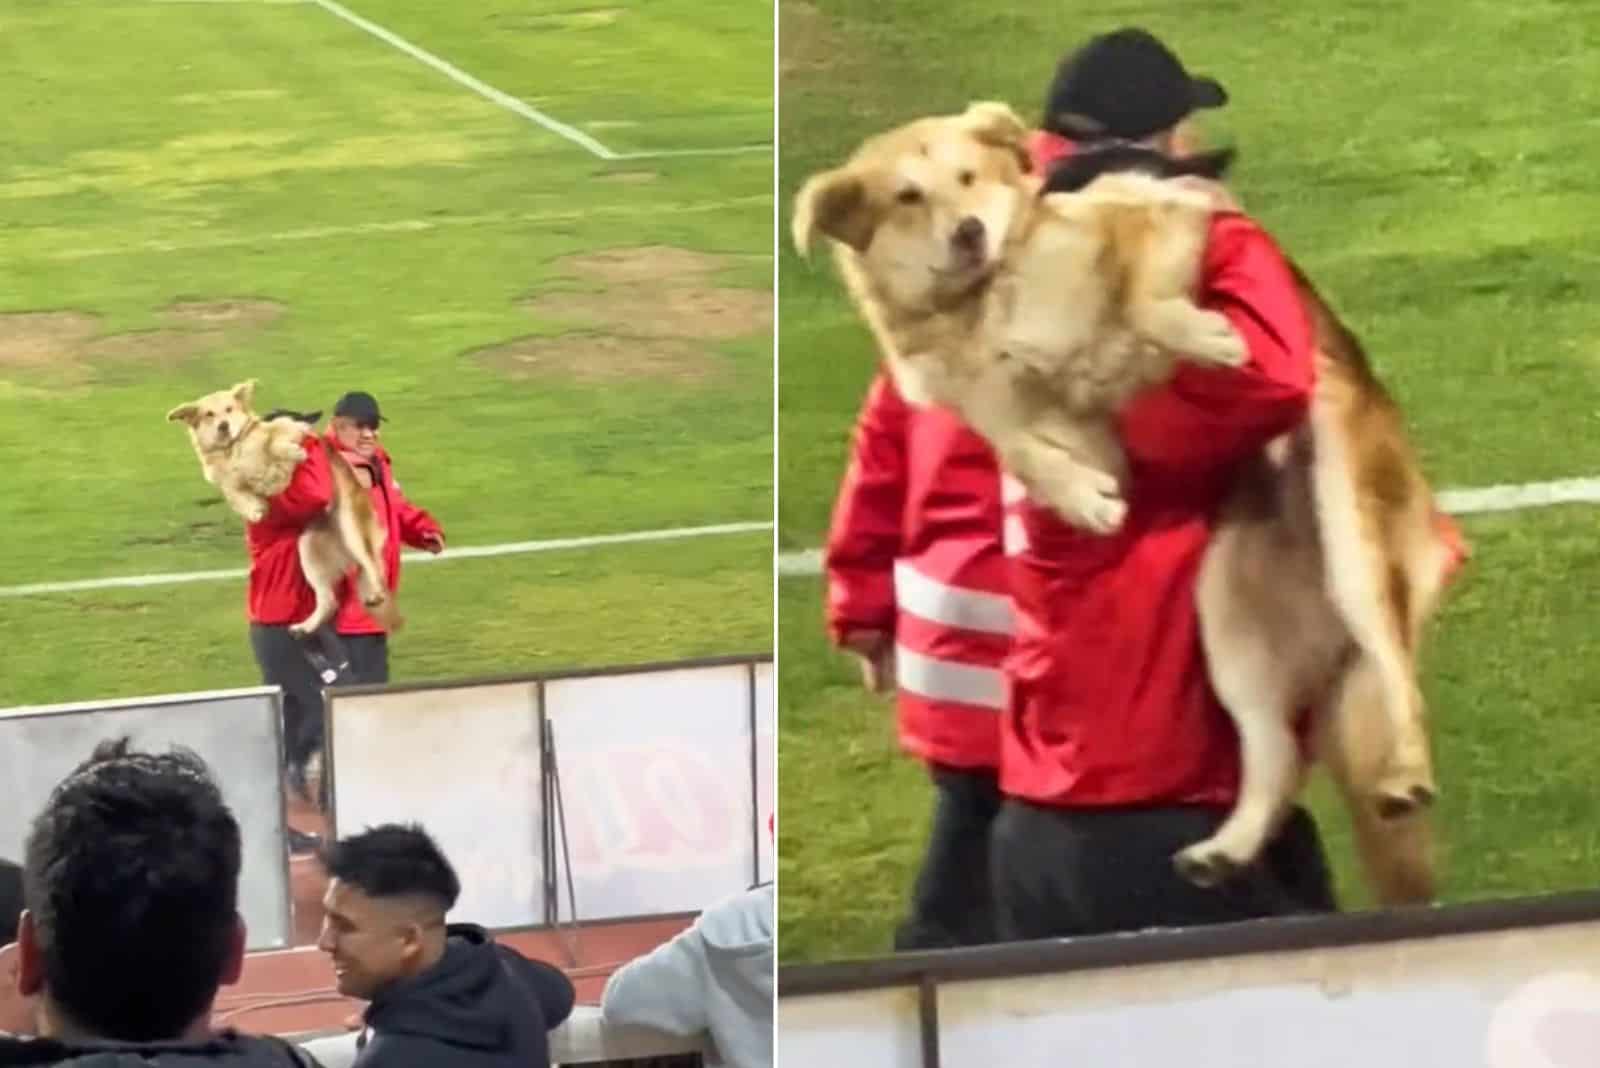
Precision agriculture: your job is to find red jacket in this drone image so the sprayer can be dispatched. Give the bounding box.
[326,433,443,635]
[246,435,334,625]
[825,373,1010,770]
[1001,130,1319,808]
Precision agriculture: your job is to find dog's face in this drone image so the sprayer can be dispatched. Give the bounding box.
[792,101,1033,308]
[166,380,258,452]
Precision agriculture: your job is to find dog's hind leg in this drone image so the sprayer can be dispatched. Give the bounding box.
[1178,556,1304,886]
[1313,426,1436,817]
[339,500,402,631]
[288,528,341,639]
[1317,655,1438,905]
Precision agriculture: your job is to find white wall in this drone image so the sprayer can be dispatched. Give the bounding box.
[782,918,1600,1068]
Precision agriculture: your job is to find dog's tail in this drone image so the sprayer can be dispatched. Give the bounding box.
[1300,275,1440,803]
[320,438,404,634]
[1318,656,1438,906]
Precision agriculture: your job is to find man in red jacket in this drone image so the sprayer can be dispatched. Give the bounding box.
[245,417,337,803]
[325,391,444,685]
[989,28,1346,938]
[825,374,1011,949]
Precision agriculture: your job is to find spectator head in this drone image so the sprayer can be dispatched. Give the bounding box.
[317,824,459,1000]
[18,737,245,1041]
[0,858,25,1034]
[0,859,21,949]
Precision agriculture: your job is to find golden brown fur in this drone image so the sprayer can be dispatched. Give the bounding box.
[795,102,1459,906]
[167,380,401,637]
[793,101,1245,534]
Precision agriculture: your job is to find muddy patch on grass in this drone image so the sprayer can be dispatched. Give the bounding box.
[82,329,226,367]
[555,245,733,285]
[781,1,853,78]
[163,299,285,329]
[124,519,230,548]
[523,286,770,341]
[0,298,285,382]
[475,246,768,385]
[471,334,717,385]
[0,312,100,370]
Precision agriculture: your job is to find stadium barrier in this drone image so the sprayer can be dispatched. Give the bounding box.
[0,687,293,951]
[298,1006,705,1067]
[778,889,1600,1068]
[323,653,775,932]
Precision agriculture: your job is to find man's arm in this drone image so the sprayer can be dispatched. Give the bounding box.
[1117,214,1316,474]
[498,946,576,1030]
[600,917,712,1036]
[262,437,335,528]
[392,483,443,552]
[824,372,911,644]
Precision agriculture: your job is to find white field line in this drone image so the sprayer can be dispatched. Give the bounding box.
[0,521,771,599]
[775,476,1600,577]
[46,195,772,261]
[307,0,770,161]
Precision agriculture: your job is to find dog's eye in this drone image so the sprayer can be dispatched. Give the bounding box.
[896,188,923,205]
[959,170,975,187]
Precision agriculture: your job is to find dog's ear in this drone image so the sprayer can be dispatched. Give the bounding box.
[229,379,258,408]
[166,403,200,426]
[792,167,877,255]
[961,101,1028,148]
[961,101,1032,171]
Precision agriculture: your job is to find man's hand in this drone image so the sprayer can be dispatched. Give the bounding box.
[420,532,445,555]
[839,629,896,694]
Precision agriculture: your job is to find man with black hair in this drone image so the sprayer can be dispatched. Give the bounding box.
[0,737,320,1066]
[0,862,19,949]
[316,824,573,1068]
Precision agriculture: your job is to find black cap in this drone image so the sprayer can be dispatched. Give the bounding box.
[1043,28,1228,142]
[333,391,385,427]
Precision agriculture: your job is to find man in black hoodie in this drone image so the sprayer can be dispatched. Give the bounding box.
[316,825,574,1068]
[0,737,319,1067]
[0,860,21,946]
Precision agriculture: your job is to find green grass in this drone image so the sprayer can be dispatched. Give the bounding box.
[0,0,772,705]
[778,0,1600,963]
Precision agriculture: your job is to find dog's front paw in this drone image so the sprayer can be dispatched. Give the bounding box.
[1189,311,1248,367]
[1052,468,1127,535]
[241,499,268,523]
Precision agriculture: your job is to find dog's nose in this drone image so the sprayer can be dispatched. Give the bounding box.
[217,421,230,436]
[952,216,985,249]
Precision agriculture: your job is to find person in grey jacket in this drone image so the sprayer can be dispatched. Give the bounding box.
[599,882,773,1068]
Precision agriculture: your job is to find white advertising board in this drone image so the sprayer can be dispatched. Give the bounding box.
[545,662,758,922]
[755,660,775,884]
[0,687,292,950]
[327,681,546,930]
[781,910,1600,1068]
